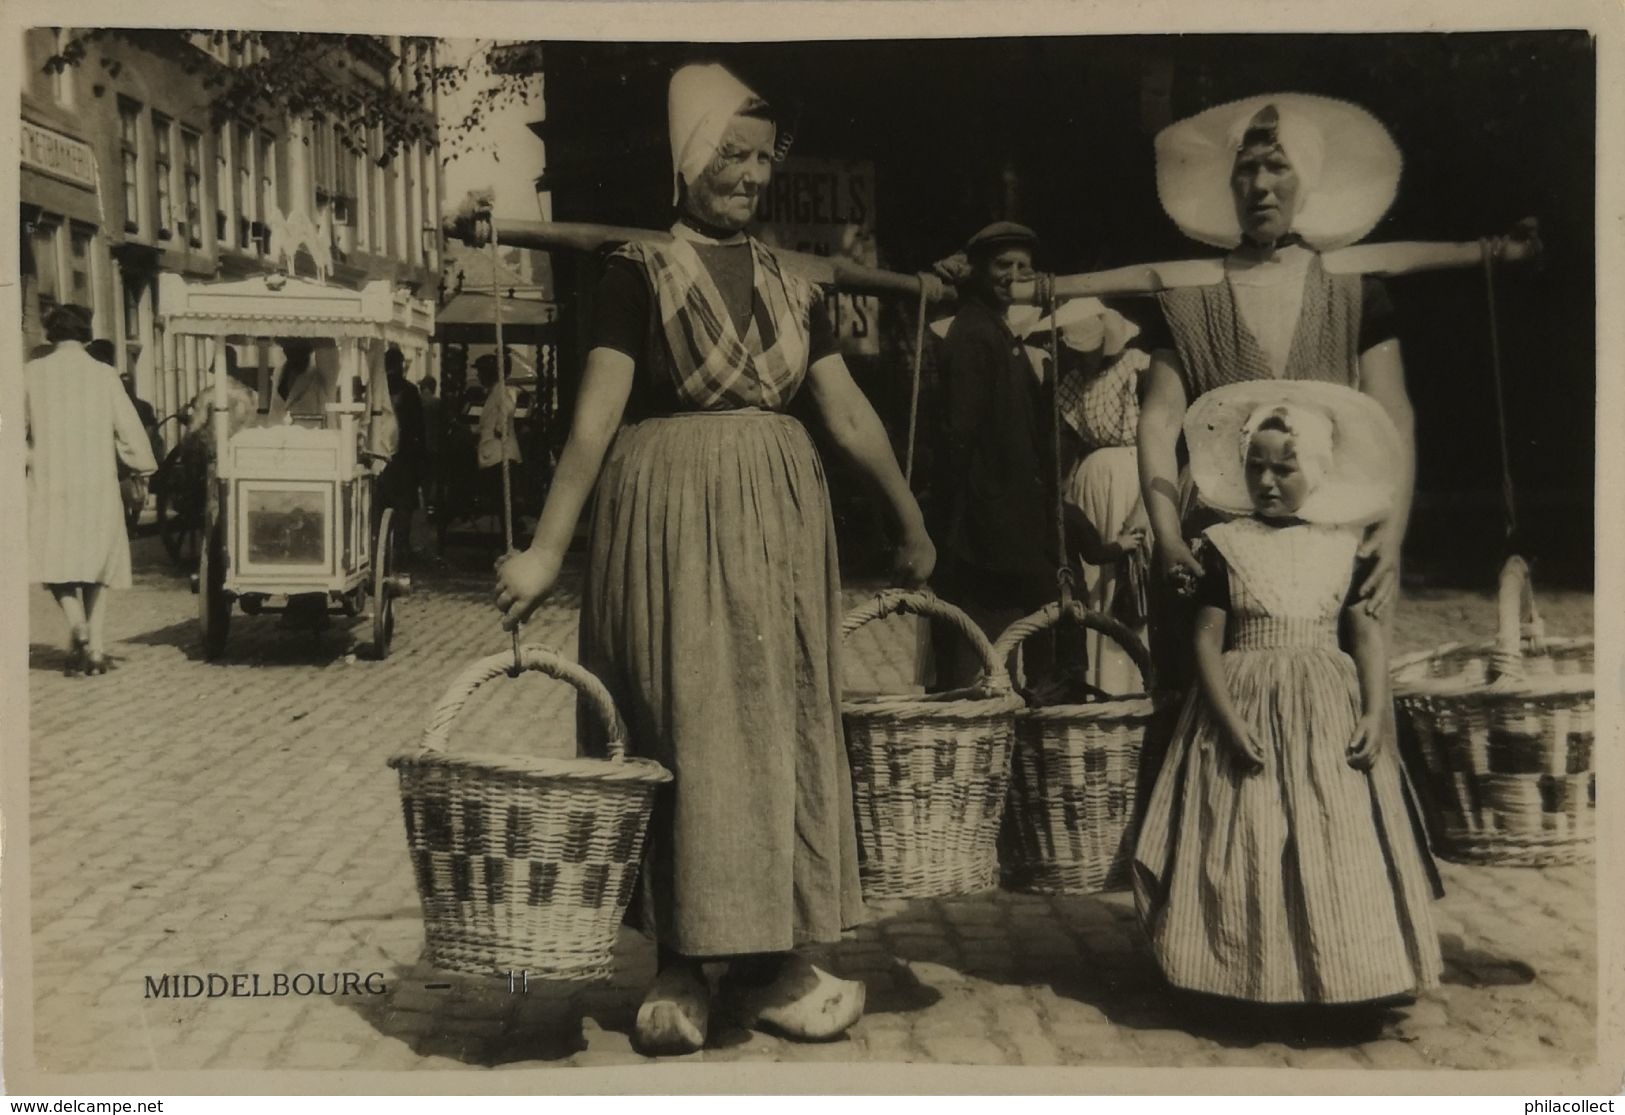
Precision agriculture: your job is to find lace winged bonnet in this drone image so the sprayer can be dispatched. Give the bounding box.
[1155,93,1403,251]
[1185,380,1403,526]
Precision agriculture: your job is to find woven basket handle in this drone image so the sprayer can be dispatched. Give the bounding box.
[990,600,1157,698]
[841,589,1012,693]
[1491,555,1547,684]
[419,645,631,760]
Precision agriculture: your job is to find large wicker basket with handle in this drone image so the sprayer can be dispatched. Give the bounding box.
[992,601,1166,894]
[1391,556,1594,866]
[841,590,1026,900]
[388,646,672,980]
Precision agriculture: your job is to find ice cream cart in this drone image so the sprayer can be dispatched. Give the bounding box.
[157,273,432,660]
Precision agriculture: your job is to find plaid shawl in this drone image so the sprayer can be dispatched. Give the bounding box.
[1058,347,1149,450]
[614,236,819,411]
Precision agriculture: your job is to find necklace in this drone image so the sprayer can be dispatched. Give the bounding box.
[673,211,748,246]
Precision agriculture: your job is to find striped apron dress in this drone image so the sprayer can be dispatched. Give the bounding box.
[1133,251,1447,896]
[576,235,866,957]
[1132,518,1443,1003]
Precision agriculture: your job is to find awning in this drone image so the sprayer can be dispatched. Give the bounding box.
[20,167,103,228]
[157,273,436,345]
[435,292,557,344]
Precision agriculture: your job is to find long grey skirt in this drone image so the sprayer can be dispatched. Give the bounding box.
[577,411,867,956]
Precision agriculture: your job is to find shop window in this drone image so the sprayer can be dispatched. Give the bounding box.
[181,128,202,248]
[118,98,142,234]
[257,131,276,252]
[123,278,141,340]
[30,220,62,316]
[379,140,397,260]
[419,142,435,267]
[354,145,371,252]
[312,116,336,205]
[215,124,232,247]
[369,125,385,256]
[237,124,254,249]
[123,276,144,374]
[333,125,356,228]
[69,224,92,307]
[153,113,173,240]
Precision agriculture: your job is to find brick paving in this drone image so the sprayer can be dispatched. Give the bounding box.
[22,523,1598,1075]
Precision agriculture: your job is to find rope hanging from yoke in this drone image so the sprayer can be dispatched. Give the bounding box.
[1037,271,1074,677]
[1481,238,1519,547]
[1041,272,1075,614]
[490,225,522,673]
[905,275,931,488]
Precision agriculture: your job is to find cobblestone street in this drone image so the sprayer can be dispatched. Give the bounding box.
[22,525,1598,1077]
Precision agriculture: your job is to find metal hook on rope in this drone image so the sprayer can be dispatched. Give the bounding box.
[490,220,523,675]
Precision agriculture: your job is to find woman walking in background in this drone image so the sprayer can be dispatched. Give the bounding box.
[380,346,426,559]
[25,305,158,675]
[1054,302,1153,695]
[473,352,523,534]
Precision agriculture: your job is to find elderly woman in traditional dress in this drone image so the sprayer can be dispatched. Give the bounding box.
[26,305,159,675]
[489,63,935,1055]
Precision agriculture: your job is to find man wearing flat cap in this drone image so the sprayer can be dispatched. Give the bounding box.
[929,221,1064,688]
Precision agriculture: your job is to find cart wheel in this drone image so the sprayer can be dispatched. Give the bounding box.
[198,523,231,661]
[371,507,396,660]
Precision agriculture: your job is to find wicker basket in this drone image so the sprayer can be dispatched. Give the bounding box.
[388,646,672,980]
[841,590,1026,899]
[992,601,1165,894]
[1391,557,1594,867]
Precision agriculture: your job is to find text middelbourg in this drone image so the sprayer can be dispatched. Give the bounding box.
[143,972,387,999]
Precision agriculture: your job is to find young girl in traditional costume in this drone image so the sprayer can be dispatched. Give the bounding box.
[1132,380,1442,1005]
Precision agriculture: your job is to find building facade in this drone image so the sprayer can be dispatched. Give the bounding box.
[19,29,445,446]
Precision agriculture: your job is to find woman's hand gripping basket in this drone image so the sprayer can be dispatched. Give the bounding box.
[1391,557,1594,867]
[841,590,1026,899]
[388,647,671,980]
[992,602,1165,894]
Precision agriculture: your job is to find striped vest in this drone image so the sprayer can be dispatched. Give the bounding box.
[1156,253,1364,398]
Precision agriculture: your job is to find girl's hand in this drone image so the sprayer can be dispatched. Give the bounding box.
[1346,713,1385,770]
[1113,525,1148,557]
[1224,720,1267,772]
[493,547,562,632]
[1157,537,1202,598]
[892,527,936,589]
